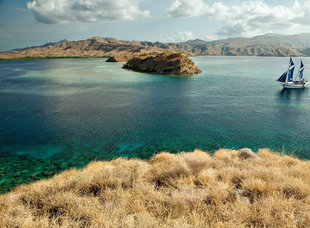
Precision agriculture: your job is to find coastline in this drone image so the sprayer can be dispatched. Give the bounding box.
[1,148,310,227]
[0,54,300,62]
[0,56,108,61]
[1,34,309,61]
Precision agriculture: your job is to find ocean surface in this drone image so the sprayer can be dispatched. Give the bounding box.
[1,56,310,193]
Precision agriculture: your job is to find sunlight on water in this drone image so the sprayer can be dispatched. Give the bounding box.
[0,57,310,193]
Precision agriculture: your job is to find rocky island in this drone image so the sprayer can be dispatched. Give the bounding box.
[123,53,201,76]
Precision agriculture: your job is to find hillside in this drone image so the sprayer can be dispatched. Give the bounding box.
[0,37,193,60]
[210,33,310,48]
[178,33,310,56]
[1,148,310,227]
[1,33,310,59]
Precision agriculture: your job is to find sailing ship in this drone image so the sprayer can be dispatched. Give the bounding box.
[277,57,309,88]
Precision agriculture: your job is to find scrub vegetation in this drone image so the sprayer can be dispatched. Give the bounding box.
[1,148,310,227]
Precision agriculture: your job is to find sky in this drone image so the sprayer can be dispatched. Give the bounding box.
[1,0,310,51]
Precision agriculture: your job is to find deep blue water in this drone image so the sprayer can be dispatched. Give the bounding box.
[1,57,310,192]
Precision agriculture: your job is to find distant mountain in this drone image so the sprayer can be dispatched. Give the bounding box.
[179,33,310,57]
[0,37,193,60]
[1,33,310,60]
[210,33,310,48]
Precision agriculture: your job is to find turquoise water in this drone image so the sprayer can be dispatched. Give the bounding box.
[1,57,310,193]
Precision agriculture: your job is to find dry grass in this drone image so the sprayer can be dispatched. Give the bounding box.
[1,148,310,227]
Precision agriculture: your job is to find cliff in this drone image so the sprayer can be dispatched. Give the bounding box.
[123,53,201,76]
[1,148,309,227]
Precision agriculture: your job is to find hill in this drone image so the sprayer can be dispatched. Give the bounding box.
[0,37,193,60]
[1,33,310,59]
[1,148,310,227]
[179,33,310,56]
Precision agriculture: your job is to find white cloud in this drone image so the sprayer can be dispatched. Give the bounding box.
[204,34,218,41]
[166,31,194,42]
[27,0,150,24]
[165,0,206,18]
[166,0,310,37]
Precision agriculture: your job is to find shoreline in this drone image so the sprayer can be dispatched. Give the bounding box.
[0,55,301,61]
[0,56,108,61]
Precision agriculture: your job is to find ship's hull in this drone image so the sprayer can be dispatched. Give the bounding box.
[281,82,309,89]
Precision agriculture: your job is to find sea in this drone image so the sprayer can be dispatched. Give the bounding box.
[1,56,310,193]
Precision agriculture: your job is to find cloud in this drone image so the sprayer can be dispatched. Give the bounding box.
[166,0,310,37]
[27,0,150,24]
[204,34,218,41]
[165,0,206,18]
[163,31,220,42]
[165,31,194,42]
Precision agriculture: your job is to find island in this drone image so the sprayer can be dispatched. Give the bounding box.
[123,53,201,76]
[2,34,310,60]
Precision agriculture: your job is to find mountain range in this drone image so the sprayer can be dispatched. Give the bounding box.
[1,33,310,60]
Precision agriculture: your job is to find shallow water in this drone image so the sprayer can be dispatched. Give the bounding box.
[0,57,310,192]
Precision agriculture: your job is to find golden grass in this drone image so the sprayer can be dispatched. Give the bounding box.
[1,148,310,227]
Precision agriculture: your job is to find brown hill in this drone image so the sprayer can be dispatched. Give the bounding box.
[0,37,192,60]
[2,33,310,60]
[123,53,201,76]
[179,33,310,56]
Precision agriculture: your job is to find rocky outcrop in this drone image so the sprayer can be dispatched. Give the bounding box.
[123,53,201,76]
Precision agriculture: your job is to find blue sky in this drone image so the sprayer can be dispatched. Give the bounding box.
[1,0,310,51]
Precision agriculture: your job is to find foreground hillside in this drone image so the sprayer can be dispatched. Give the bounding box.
[1,148,310,227]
